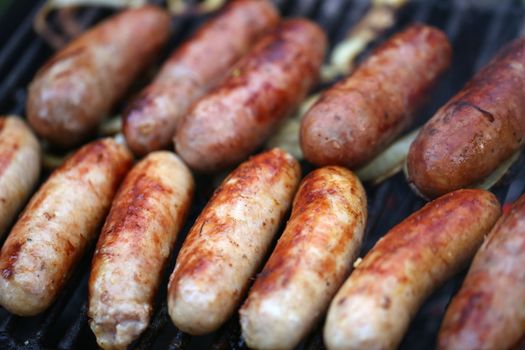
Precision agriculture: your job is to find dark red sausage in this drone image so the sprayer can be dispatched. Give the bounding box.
[123,0,280,156]
[174,19,327,173]
[408,37,525,198]
[439,193,525,350]
[300,24,451,169]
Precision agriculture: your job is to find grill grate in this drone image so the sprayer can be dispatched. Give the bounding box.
[1,0,525,349]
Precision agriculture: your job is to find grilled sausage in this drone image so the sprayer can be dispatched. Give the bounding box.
[0,139,132,316]
[123,0,279,156]
[174,19,326,173]
[0,117,41,238]
[300,24,451,169]
[240,166,367,350]
[27,5,171,148]
[438,193,525,350]
[167,148,300,335]
[88,152,193,350]
[324,189,501,350]
[407,37,525,198]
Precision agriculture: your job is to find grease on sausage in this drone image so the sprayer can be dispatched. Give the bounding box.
[439,194,525,350]
[324,189,501,350]
[408,37,525,198]
[123,0,279,156]
[174,19,327,172]
[88,151,194,350]
[0,138,132,316]
[240,166,367,350]
[167,148,300,335]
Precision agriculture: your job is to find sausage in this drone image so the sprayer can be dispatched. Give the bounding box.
[407,37,525,198]
[240,166,367,350]
[0,138,132,316]
[167,148,300,335]
[0,116,41,238]
[438,193,525,350]
[123,0,279,156]
[300,24,451,169]
[323,189,501,350]
[174,19,327,173]
[27,5,171,148]
[88,151,193,350]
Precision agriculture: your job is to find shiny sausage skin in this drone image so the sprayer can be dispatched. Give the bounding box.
[300,24,451,169]
[174,19,327,173]
[167,149,300,335]
[27,5,170,148]
[88,152,194,350]
[240,166,367,350]
[123,0,279,156]
[407,37,525,198]
[0,139,132,316]
[324,189,501,350]
[0,117,41,238]
[439,194,525,350]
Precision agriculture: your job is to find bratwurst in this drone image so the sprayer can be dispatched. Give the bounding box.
[439,193,525,350]
[0,138,132,316]
[408,37,525,198]
[301,23,451,169]
[167,148,300,335]
[0,116,41,238]
[89,151,194,350]
[324,189,500,350]
[175,19,327,172]
[123,0,279,156]
[240,166,367,350]
[27,5,170,148]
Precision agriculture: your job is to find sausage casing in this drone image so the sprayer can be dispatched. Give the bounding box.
[167,148,301,335]
[438,194,525,350]
[88,151,194,350]
[324,189,501,350]
[174,19,327,172]
[240,166,367,350]
[27,5,170,148]
[123,0,279,156]
[0,138,132,316]
[407,37,525,198]
[300,23,451,169]
[0,116,41,238]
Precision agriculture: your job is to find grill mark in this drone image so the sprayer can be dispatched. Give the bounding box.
[0,241,23,280]
[454,101,495,123]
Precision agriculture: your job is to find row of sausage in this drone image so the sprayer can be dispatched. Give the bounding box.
[25,0,525,201]
[0,126,523,350]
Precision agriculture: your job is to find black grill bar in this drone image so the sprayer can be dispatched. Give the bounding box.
[0,1,524,350]
[56,303,88,350]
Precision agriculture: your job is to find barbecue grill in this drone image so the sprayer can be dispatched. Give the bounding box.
[1,0,525,349]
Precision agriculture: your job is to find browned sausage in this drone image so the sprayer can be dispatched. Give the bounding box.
[174,19,327,173]
[0,139,132,316]
[123,0,279,156]
[0,116,41,238]
[239,166,367,350]
[88,151,194,350]
[300,23,451,169]
[438,193,525,350]
[407,37,525,198]
[167,148,301,335]
[27,5,170,148]
[324,189,501,350]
